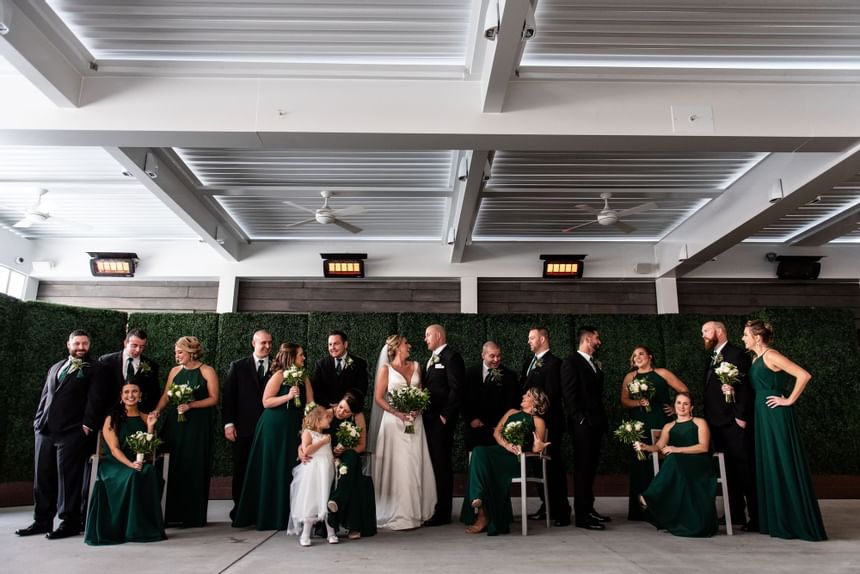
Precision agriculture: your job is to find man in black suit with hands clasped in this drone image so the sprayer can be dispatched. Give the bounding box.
[311,330,369,409]
[561,325,610,531]
[96,329,161,419]
[462,341,520,451]
[422,324,465,526]
[702,320,756,531]
[222,329,273,520]
[17,329,101,540]
[521,327,570,526]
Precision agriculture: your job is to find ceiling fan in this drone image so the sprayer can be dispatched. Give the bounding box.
[283,190,366,234]
[12,189,56,229]
[562,192,657,234]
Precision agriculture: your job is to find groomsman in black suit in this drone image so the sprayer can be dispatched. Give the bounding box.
[96,329,161,418]
[311,330,369,409]
[422,324,465,526]
[701,320,756,531]
[222,329,273,520]
[17,329,101,539]
[462,341,520,451]
[521,327,570,526]
[561,325,610,530]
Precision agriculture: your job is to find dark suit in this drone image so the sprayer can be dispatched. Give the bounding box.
[96,351,161,418]
[423,345,465,522]
[521,351,570,520]
[561,352,608,522]
[222,355,270,513]
[32,355,101,527]
[462,363,520,450]
[311,354,369,409]
[703,342,756,526]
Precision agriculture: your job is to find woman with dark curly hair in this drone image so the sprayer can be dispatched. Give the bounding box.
[461,388,551,535]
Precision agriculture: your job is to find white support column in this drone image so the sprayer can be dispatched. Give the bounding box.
[21,275,39,301]
[216,274,238,313]
[460,276,479,314]
[655,277,679,315]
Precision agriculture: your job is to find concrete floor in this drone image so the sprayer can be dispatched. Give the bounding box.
[1,498,857,574]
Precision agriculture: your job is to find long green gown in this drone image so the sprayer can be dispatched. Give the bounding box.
[642,419,717,537]
[461,411,534,536]
[626,370,673,520]
[232,380,304,530]
[162,367,213,527]
[750,354,827,541]
[326,416,377,537]
[84,416,166,545]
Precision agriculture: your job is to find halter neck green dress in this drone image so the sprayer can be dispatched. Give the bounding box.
[326,415,377,537]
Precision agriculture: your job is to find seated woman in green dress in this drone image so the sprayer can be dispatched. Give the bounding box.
[322,390,377,540]
[462,388,551,535]
[635,392,718,538]
[620,345,688,520]
[85,378,166,545]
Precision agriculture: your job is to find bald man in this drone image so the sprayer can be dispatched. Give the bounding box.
[462,341,520,451]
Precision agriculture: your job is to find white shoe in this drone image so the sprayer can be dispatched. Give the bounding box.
[327,535,339,544]
[300,536,311,547]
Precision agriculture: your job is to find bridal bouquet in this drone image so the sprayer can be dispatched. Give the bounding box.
[167,383,195,422]
[715,362,740,403]
[628,378,656,413]
[336,420,361,449]
[125,431,162,463]
[614,420,647,461]
[283,366,306,407]
[387,386,430,434]
[501,419,533,448]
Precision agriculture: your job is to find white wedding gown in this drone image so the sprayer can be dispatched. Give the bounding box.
[372,362,437,530]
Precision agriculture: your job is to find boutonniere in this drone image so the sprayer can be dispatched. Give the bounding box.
[594,359,603,370]
[711,352,723,367]
[488,367,502,383]
[138,361,152,374]
[533,358,543,370]
[343,355,354,370]
[69,358,89,378]
[429,354,441,366]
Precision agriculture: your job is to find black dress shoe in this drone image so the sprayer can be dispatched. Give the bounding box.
[574,520,606,531]
[741,521,759,532]
[588,510,612,523]
[45,522,81,540]
[15,522,51,537]
[527,504,546,521]
[422,518,450,527]
[553,518,571,527]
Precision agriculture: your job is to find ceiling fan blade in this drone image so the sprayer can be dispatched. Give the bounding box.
[13,219,34,229]
[613,220,636,234]
[562,220,598,233]
[284,217,317,228]
[332,205,365,217]
[617,202,657,218]
[283,201,318,215]
[333,219,362,234]
[574,204,600,215]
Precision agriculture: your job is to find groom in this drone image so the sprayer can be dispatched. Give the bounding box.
[422,324,465,526]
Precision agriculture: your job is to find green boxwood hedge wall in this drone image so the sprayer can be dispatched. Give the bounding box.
[2,297,858,482]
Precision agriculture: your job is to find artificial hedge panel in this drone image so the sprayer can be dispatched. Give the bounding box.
[0,295,23,481]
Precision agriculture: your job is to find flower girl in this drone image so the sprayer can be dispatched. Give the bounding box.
[288,405,337,546]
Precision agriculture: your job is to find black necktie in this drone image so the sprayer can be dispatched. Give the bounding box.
[527,356,537,374]
[589,356,597,371]
[483,370,491,384]
[257,359,265,382]
[336,358,343,375]
[126,357,135,381]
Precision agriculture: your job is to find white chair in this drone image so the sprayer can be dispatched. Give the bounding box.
[511,431,551,536]
[650,429,733,535]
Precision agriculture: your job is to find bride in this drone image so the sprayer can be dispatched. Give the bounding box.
[369,334,437,530]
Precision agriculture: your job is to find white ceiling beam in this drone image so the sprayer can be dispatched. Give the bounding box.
[105,147,244,262]
[789,205,860,246]
[655,145,860,277]
[0,0,83,107]
[449,150,491,263]
[480,0,533,112]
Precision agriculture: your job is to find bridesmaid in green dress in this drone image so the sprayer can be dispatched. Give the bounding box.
[233,342,313,530]
[637,392,718,538]
[323,390,377,539]
[742,320,827,541]
[620,346,688,520]
[461,388,551,535]
[85,379,166,545]
[154,336,218,528]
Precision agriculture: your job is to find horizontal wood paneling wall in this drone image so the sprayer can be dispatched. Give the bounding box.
[36,281,217,313]
[478,280,657,314]
[678,279,860,329]
[237,280,460,313]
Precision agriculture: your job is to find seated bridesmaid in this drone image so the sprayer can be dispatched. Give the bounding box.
[461,388,551,535]
[85,378,166,545]
[635,392,718,538]
[322,391,377,540]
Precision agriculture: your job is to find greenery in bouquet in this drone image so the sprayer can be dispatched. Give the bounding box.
[336,420,361,449]
[387,386,430,434]
[614,419,647,461]
[166,383,195,422]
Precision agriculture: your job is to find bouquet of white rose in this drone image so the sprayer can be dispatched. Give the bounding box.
[282,366,306,407]
[614,419,647,461]
[501,419,533,448]
[715,362,740,403]
[167,383,195,422]
[628,378,656,413]
[336,420,361,449]
[125,430,162,463]
[387,386,430,434]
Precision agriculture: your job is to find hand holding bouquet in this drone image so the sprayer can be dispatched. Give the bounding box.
[336,420,361,449]
[387,386,430,434]
[125,431,162,464]
[714,362,740,403]
[628,378,656,412]
[501,418,534,455]
[283,366,306,407]
[614,419,647,461]
[167,383,195,422]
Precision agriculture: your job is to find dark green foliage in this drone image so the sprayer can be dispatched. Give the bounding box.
[0,294,23,481]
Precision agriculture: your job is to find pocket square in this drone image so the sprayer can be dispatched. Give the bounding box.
[434,364,445,369]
